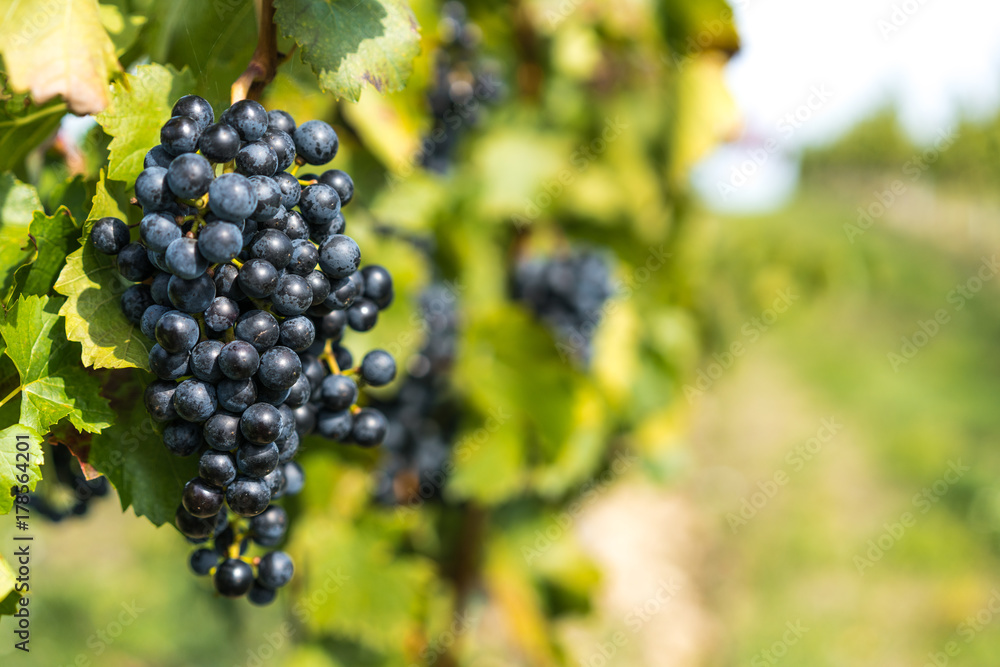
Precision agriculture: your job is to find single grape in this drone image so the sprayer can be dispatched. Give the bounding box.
[151,272,172,306]
[292,404,317,436]
[240,403,282,444]
[117,243,156,282]
[90,217,130,255]
[182,477,224,517]
[217,377,257,413]
[199,450,237,488]
[360,349,396,386]
[318,234,360,279]
[317,410,353,440]
[261,129,296,172]
[213,264,245,301]
[167,273,217,313]
[165,237,209,280]
[278,316,315,352]
[120,284,155,325]
[172,95,215,132]
[135,167,173,211]
[234,309,280,352]
[267,109,296,135]
[235,141,278,177]
[214,558,254,597]
[199,123,242,162]
[219,340,260,380]
[248,582,276,606]
[318,169,354,206]
[161,116,202,156]
[283,461,305,496]
[225,476,270,517]
[144,145,174,169]
[256,383,291,407]
[305,270,331,306]
[324,274,360,310]
[224,100,269,141]
[198,221,243,263]
[189,548,219,576]
[209,173,258,222]
[175,506,219,539]
[203,296,239,333]
[190,340,225,382]
[258,346,302,391]
[361,265,394,309]
[140,304,171,340]
[247,175,282,222]
[237,258,279,299]
[347,298,379,331]
[351,408,388,447]
[236,441,279,477]
[173,379,218,422]
[167,153,214,199]
[283,210,309,240]
[144,380,178,423]
[257,551,294,589]
[155,311,199,353]
[203,411,242,451]
[285,375,312,408]
[139,212,180,253]
[299,184,341,225]
[273,171,301,208]
[286,239,318,276]
[249,506,287,546]
[320,374,358,411]
[333,344,353,370]
[271,273,312,316]
[164,420,203,456]
[248,230,292,269]
[149,344,190,381]
[300,355,325,392]
[294,119,339,164]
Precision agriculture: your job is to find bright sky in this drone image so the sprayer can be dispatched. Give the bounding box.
[693,0,1000,211]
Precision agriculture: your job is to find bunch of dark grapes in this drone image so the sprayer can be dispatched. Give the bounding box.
[372,284,460,506]
[512,250,613,366]
[421,1,502,173]
[89,95,398,604]
[27,445,109,522]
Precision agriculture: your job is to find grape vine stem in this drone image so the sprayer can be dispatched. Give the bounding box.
[0,386,21,411]
[231,0,281,104]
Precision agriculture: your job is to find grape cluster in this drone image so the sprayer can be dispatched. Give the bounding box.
[512,250,613,365]
[373,284,460,506]
[421,1,502,173]
[90,95,398,603]
[27,445,109,522]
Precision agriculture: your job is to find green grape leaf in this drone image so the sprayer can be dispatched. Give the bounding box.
[447,418,526,504]
[0,553,22,615]
[0,425,43,515]
[0,295,113,434]
[11,207,81,298]
[290,515,433,649]
[88,381,197,526]
[0,100,65,173]
[95,63,195,186]
[274,0,422,102]
[0,0,121,114]
[0,174,43,301]
[98,0,148,57]
[54,172,150,371]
